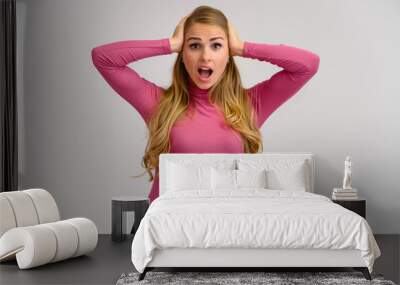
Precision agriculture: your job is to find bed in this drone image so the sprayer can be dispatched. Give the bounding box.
[130,152,381,281]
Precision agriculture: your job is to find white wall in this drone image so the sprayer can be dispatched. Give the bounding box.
[16,0,400,234]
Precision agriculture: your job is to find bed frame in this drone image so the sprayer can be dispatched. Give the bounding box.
[138,153,372,281]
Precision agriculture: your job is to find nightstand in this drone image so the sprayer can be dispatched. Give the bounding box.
[111,196,149,242]
[332,198,366,219]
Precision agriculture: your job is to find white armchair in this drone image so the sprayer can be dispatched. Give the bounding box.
[0,188,98,269]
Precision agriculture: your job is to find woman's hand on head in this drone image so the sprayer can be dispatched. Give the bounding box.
[170,14,190,53]
[228,21,244,57]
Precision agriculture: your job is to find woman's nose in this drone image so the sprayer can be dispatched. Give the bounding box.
[200,47,212,61]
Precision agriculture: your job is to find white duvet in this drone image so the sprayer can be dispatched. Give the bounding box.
[131,189,381,273]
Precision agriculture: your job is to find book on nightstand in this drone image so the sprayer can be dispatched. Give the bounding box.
[332,188,358,200]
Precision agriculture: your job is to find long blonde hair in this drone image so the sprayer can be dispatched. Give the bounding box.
[133,5,263,182]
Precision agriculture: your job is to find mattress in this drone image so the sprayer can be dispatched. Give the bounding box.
[131,189,381,273]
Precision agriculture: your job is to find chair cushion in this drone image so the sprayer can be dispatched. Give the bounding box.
[0,218,98,269]
[0,189,60,238]
[24,188,60,223]
[0,196,17,237]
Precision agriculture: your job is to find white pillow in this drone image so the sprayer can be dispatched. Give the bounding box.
[237,169,268,188]
[166,162,212,192]
[211,168,268,190]
[211,168,237,190]
[266,162,307,191]
[237,159,308,191]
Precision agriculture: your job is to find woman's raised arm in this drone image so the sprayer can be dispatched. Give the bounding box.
[91,38,172,124]
[242,42,320,128]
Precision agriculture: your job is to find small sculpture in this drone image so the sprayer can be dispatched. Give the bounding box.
[342,156,352,190]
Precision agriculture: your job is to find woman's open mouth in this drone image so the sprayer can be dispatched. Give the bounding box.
[197,67,213,81]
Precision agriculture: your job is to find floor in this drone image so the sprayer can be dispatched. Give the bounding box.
[0,234,398,285]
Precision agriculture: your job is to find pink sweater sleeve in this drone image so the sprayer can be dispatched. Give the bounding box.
[243,42,320,128]
[91,38,172,124]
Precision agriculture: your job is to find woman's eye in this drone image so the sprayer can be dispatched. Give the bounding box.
[189,43,200,49]
[189,43,222,49]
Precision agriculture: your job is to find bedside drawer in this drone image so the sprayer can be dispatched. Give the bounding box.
[332,199,366,219]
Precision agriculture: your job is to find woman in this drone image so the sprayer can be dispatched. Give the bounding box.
[91,5,320,204]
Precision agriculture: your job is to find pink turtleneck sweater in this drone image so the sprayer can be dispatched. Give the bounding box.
[91,38,319,203]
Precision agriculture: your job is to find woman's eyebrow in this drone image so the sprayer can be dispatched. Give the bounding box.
[187,36,224,42]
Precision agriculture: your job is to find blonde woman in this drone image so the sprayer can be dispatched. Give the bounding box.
[91,5,320,204]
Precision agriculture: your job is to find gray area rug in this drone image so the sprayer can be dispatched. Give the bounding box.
[116,271,397,285]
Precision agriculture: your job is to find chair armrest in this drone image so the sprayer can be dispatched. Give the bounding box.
[0,217,98,269]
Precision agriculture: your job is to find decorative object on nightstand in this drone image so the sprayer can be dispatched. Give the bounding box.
[332,187,358,200]
[342,156,353,190]
[332,198,366,219]
[111,196,149,242]
[332,155,359,200]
